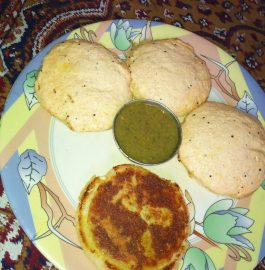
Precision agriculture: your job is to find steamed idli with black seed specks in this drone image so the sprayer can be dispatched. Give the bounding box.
[179,101,265,198]
[127,38,211,116]
[35,39,131,131]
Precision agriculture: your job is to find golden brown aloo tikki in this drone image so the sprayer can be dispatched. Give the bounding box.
[127,38,211,116]
[35,39,131,132]
[77,164,190,270]
[179,101,265,198]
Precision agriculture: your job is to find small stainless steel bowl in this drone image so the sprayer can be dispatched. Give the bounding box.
[113,99,182,166]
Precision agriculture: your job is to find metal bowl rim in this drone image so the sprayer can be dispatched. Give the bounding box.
[112,99,182,166]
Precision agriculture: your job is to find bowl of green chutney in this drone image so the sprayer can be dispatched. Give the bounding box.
[113,99,182,165]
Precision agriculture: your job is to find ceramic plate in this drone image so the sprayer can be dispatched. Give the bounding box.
[0,20,265,270]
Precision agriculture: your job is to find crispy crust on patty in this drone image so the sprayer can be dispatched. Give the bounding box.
[77,164,190,270]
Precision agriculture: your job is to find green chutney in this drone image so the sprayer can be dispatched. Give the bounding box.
[113,100,181,164]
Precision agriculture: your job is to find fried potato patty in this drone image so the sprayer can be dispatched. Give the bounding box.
[77,164,190,270]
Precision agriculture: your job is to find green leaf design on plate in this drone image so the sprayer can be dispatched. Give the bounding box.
[204,199,233,218]
[114,28,131,51]
[180,247,216,270]
[23,70,39,110]
[204,213,237,242]
[230,207,249,215]
[228,226,250,236]
[110,20,140,51]
[126,26,132,39]
[110,22,117,45]
[203,200,254,250]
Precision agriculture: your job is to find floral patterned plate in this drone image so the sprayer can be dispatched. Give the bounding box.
[0,20,265,270]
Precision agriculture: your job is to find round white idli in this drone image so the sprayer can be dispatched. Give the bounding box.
[179,101,265,198]
[36,39,131,131]
[127,38,211,116]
